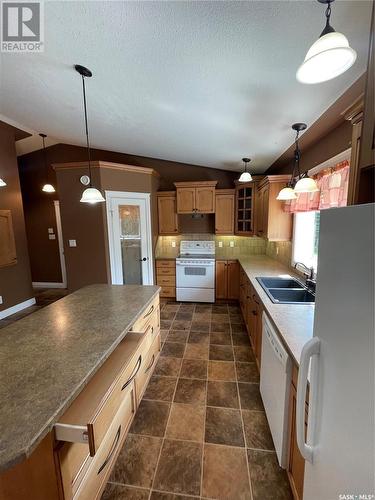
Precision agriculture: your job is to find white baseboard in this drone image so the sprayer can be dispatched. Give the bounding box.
[0,298,36,320]
[32,282,67,289]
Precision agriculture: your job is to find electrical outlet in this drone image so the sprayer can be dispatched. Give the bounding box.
[49,234,56,240]
[276,247,279,255]
[0,296,3,305]
[218,241,223,248]
[230,241,235,248]
[48,228,54,234]
[69,239,77,247]
[171,241,176,248]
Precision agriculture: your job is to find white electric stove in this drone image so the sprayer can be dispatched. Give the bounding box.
[176,241,215,303]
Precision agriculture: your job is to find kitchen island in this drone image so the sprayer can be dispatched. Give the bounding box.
[0,284,160,500]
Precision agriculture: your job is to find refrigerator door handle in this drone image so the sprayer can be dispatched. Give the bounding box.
[296,337,320,463]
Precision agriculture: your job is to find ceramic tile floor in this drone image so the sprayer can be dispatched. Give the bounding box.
[102,301,293,500]
[0,288,69,329]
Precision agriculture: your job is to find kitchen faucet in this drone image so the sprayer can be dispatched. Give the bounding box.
[294,262,316,292]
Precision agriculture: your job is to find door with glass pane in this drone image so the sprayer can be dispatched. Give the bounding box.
[106,192,153,285]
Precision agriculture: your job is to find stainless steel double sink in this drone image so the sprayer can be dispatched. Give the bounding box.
[256,276,315,304]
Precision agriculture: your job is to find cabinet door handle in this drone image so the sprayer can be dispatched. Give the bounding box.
[143,304,154,319]
[145,354,156,374]
[97,425,121,475]
[296,337,320,463]
[252,310,257,316]
[121,355,142,391]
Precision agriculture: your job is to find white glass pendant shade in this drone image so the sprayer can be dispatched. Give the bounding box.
[80,187,105,204]
[42,183,55,193]
[0,178,6,187]
[238,171,252,183]
[297,32,357,84]
[276,187,297,200]
[294,176,319,193]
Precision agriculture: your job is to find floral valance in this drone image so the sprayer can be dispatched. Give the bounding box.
[284,160,350,213]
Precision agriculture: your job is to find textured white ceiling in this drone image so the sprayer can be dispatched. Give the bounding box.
[0,0,372,172]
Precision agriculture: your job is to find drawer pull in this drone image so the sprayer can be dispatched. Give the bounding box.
[97,425,121,475]
[121,355,142,391]
[145,354,155,374]
[143,304,154,319]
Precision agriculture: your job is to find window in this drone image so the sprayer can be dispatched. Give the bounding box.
[292,211,320,271]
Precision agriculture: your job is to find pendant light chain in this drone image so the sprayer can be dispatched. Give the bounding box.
[42,135,48,180]
[81,74,93,188]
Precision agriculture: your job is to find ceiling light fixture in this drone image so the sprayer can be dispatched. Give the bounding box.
[0,178,6,187]
[277,123,319,200]
[75,64,105,204]
[238,158,252,183]
[40,133,56,193]
[297,0,357,84]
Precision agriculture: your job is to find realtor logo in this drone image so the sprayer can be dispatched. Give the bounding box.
[1,1,44,52]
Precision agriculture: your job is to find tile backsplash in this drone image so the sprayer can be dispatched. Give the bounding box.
[155,234,266,259]
[266,240,293,269]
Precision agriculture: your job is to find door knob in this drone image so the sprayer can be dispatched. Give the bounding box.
[140,257,147,261]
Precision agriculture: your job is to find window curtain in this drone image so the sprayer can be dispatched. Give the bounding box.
[284,160,350,213]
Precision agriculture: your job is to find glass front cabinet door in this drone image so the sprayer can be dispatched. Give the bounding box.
[235,182,255,235]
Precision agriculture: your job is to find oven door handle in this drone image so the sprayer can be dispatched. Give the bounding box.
[176,262,214,267]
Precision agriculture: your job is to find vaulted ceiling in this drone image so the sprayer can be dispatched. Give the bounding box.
[0,1,372,172]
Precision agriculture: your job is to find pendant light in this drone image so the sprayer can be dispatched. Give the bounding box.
[297,0,357,84]
[40,134,56,193]
[276,123,319,200]
[75,64,105,204]
[238,158,252,183]
[0,178,6,187]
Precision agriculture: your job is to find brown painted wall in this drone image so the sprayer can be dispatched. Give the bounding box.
[268,120,353,175]
[18,144,237,284]
[0,122,33,313]
[55,165,108,292]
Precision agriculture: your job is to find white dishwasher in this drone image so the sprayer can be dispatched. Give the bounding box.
[260,312,292,468]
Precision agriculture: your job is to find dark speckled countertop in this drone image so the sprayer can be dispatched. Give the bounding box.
[0,284,160,473]
[238,256,314,366]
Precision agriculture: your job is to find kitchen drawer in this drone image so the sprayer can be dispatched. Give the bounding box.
[156,267,175,276]
[58,382,136,500]
[135,333,161,404]
[73,389,135,500]
[131,295,160,333]
[55,330,151,457]
[156,260,175,268]
[157,275,176,286]
[160,286,176,298]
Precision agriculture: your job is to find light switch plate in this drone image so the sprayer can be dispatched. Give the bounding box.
[230,241,235,247]
[171,241,176,248]
[69,239,77,247]
[218,241,223,248]
[49,234,56,240]
[48,228,54,234]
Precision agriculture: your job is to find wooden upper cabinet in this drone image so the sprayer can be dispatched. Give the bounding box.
[215,190,235,234]
[157,192,178,235]
[196,186,215,213]
[174,181,217,214]
[256,176,292,241]
[176,187,196,214]
[234,181,256,236]
[0,210,17,268]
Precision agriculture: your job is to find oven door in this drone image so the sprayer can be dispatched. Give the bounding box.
[176,261,215,289]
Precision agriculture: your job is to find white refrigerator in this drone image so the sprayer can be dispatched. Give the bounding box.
[296,203,375,500]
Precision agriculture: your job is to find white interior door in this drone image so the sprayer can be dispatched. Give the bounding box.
[106,191,154,285]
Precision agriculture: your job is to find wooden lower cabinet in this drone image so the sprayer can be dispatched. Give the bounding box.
[245,283,263,367]
[0,296,161,500]
[215,260,239,300]
[287,366,308,500]
[156,259,176,298]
